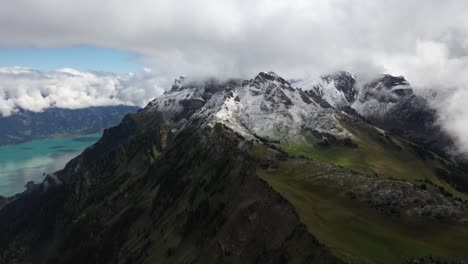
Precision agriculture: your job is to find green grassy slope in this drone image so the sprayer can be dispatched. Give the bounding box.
[255,153,468,264]
[252,115,468,264]
[283,116,468,201]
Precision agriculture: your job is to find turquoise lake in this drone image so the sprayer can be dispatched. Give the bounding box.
[0,134,101,197]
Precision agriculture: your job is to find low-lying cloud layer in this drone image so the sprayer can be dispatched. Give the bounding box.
[1,0,468,155]
[0,67,166,116]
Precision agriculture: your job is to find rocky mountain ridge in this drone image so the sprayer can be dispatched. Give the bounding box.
[145,71,450,155]
[0,71,467,264]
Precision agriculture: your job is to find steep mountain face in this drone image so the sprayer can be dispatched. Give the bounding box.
[148,72,349,143]
[0,72,467,264]
[0,105,139,145]
[296,72,451,154]
[0,103,342,264]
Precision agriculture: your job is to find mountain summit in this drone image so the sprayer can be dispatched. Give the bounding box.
[147,71,346,142]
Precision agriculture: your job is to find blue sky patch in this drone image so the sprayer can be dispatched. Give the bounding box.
[0,45,144,73]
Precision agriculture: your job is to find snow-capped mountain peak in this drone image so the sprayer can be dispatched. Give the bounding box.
[170,76,186,91]
[294,72,418,120]
[143,71,441,151]
[296,71,357,109]
[145,72,351,142]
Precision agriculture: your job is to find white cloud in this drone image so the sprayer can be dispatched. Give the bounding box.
[0,67,166,116]
[381,40,468,156]
[1,0,468,155]
[1,0,468,80]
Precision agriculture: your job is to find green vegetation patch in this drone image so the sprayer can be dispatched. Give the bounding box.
[257,158,468,264]
[282,116,468,200]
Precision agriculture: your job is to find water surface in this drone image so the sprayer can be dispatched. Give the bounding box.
[0,134,101,197]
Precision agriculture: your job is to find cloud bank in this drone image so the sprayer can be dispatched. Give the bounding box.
[1,0,468,155]
[0,67,166,116]
[1,0,468,78]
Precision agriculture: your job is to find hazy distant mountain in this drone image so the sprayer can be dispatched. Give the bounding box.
[0,105,139,145]
[0,72,467,264]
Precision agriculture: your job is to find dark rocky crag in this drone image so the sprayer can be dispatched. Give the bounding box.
[358,75,451,157]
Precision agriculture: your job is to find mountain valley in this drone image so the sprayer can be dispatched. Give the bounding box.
[0,105,139,146]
